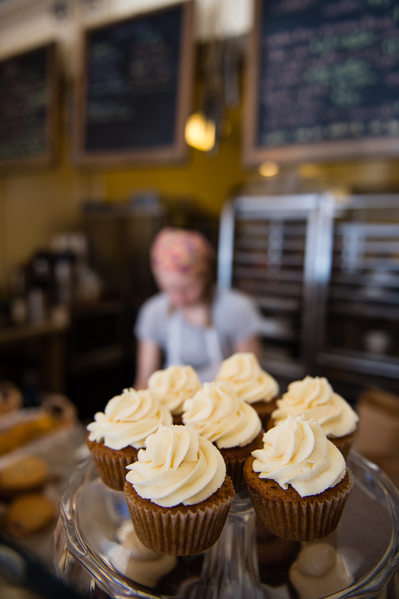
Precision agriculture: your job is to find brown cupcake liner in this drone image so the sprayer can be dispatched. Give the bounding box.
[329,429,357,460]
[86,437,138,491]
[223,457,247,493]
[124,476,234,556]
[220,432,263,492]
[244,458,353,542]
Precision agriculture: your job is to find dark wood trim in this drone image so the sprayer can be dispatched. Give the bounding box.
[0,41,59,171]
[73,1,194,167]
[243,0,399,167]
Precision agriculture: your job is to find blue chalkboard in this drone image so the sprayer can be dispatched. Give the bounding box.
[244,0,399,164]
[74,2,194,165]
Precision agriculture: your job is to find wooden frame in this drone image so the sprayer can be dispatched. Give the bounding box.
[243,0,399,166]
[0,42,59,170]
[74,1,194,167]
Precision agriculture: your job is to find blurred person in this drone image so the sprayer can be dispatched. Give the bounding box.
[134,227,263,387]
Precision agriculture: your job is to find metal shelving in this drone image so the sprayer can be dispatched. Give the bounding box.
[218,193,399,401]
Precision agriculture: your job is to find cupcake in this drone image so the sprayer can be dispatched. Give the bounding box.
[182,380,263,491]
[271,376,359,458]
[87,387,172,490]
[216,352,279,429]
[244,415,353,541]
[148,365,202,424]
[124,424,234,556]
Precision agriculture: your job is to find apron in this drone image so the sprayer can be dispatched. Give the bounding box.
[166,310,223,382]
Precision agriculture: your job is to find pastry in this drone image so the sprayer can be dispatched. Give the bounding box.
[148,365,201,424]
[271,376,359,458]
[0,381,22,415]
[124,424,234,556]
[41,393,77,426]
[216,352,279,429]
[87,387,172,490]
[4,493,56,537]
[244,415,353,541]
[0,413,60,457]
[182,380,262,491]
[0,455,49,498]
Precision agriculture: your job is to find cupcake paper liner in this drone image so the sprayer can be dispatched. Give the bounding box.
[244,459,353,542]
[86,437,138,491]
[124,476,234,556]
[329,430,357,460]
[220,432,263,492]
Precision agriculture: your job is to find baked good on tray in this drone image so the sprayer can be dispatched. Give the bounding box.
[244,415,353,541]
[270,376,359,459]
[216,352,279,429]
[0,455,49,498]
[0,413,60,456]
[124,424,234,556]
[182,380,262,491]
[4,492,56,537]
[87,387,172,490]
[0,381,22,416]
[0,394,77,457]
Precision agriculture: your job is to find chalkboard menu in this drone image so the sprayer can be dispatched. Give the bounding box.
[74,1,194,166]
[244,0,399,165]
[0,42,59,169]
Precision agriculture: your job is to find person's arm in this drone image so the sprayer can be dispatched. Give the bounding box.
[134,339,162,389]
[233,334,262,360]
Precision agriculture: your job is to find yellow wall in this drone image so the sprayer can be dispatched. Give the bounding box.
[0,140,86,292]
[103,106,251,210]
[0,99,253,293]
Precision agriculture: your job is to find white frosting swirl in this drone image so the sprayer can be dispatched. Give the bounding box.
[148,365,202,415]
[87,388,172,450]
[216,353,279,404]
[182,381,261,449]
[126,425,226,507]
[272,376,358,437]
[251,415,346,497]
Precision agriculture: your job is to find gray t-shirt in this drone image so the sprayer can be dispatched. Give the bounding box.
[134,287,263,376]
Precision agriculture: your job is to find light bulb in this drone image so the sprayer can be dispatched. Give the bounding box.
[184,112,216,152]
[258,161,279,177]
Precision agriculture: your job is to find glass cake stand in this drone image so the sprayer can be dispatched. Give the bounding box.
[54,452,399,599]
